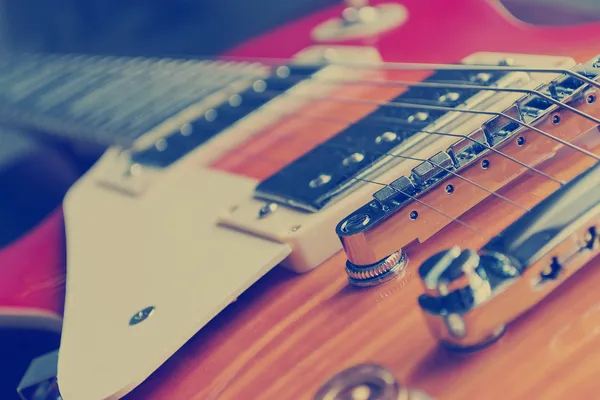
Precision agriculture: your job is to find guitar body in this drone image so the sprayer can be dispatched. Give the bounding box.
[4,0,600,398]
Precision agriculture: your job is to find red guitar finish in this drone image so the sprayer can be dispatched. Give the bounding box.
[3,0,600,395]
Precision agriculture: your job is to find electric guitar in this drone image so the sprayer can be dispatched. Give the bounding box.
[5,0,600,398]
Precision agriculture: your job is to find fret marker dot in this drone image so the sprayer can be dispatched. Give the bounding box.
[180,124,193,136]
[409,210,419,220]
[229,94,242,107]
[481,159,490,169]
[253,80,267,92]
[155,139,167,151]
[276,66,290,78]
[552,114,561,125]
[516,136,525,146]
[205,109,217,122]
[445,184,454,194]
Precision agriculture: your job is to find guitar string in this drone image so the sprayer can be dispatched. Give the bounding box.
[265,74,600,125]
[354,177,492,239]
[220,104,565,186]
[254,89,600,161]
[211,55,600,90]
[320,140,532,212]
[212,112,546,213]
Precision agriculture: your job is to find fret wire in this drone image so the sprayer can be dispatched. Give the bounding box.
[353,177,491,240]
[213,55,600,90]
[270,74,600,125]
[258,89,600,161]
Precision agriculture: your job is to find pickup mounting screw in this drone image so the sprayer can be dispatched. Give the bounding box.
[290,225,302,233]
[258,202,278,219]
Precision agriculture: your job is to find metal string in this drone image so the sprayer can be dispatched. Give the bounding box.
[213,55,600,90]
[354,177,492,239]
[256,89,600,161]
[211,110,541,213]
[268,75,600,125]
[273,111,567,186]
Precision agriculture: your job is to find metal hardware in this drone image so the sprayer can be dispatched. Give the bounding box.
[311,1,408,42]
[417,161,600,351]
[335,57,600,268]
[255,67,519,212]
[258,202,279,219]
[129,306,155,326]
[17,351,61,400]
[97,149,158,196]
[314,364,433,400]
[345,249,407,287]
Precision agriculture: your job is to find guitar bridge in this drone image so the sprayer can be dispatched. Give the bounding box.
[336,56,600,276]
[417,161,600,350]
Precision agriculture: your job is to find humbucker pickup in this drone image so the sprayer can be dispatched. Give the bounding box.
[0,53,320,163]
[254,68,513,212]
[336,56,600,271]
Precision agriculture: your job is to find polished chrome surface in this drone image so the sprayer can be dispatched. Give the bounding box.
[345,249,408,287]
[336,57,600,267]
[313,364,433,400]
[311,1,408,42]
[258,202,279,219]
[417,161,600,350]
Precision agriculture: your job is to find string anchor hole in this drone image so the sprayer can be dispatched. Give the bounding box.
[587,94,596,104]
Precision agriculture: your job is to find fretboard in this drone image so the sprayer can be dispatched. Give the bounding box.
[0,54,319,158]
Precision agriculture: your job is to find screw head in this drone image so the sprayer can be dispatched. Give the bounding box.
[258,202,278,219]
[129,306,155,326]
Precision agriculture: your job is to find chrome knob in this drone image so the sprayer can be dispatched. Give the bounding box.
[314,364,433,400]
[417,247,504,351]
[311,0,408,42]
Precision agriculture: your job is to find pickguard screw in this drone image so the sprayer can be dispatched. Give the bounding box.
[258,202,278,219]
[552,114,561,125]
[129,306,155,326]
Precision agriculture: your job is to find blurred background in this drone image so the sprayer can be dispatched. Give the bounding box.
[1,0,600,58]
